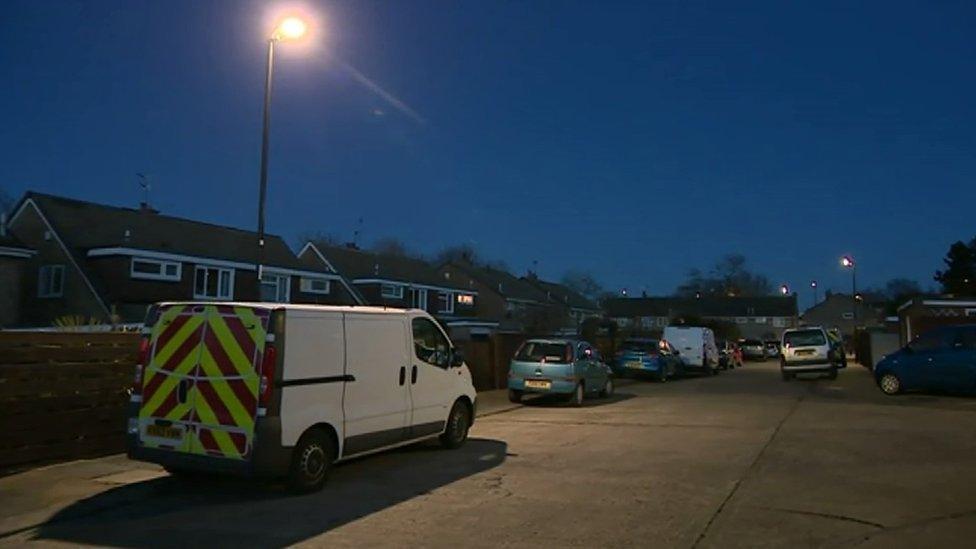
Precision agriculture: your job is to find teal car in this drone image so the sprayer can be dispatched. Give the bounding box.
[507,339,615,406]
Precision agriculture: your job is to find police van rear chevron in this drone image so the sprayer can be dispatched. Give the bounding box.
[127,302,478,492]
[130,303,269,461]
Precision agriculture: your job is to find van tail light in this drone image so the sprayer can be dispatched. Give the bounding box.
[132,337,150,395]
[259,343,277,407]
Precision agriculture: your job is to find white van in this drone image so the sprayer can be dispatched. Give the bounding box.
[127,302,477,492]
[662,326,719,375]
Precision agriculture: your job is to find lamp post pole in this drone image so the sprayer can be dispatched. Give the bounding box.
[256,37,276,285]
[810,280,818,305]
[841,256,857,321]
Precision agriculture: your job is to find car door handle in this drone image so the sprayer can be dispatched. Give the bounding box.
[411,365,418,384]
[399,366,406,386]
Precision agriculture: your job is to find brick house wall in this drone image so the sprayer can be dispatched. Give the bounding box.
[0,256,27,327]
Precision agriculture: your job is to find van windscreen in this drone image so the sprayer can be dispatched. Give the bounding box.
[515,342,571,363]
[784,330,827,347]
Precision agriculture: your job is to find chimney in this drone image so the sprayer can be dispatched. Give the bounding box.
[0,212,6,237]
[139,202,159,214]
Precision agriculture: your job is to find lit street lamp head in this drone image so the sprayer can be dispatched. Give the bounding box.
[840,255,855,268]
[780,285,790,295]
[273,16,308,40]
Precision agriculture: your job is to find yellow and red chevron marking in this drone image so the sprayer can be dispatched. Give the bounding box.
[138,304,270,459]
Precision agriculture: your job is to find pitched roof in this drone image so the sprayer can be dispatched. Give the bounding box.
[524,277,599,311]
[18,192,309,271]
[446,262,551,303]
[313,243,471,291]
[604,296,798,318]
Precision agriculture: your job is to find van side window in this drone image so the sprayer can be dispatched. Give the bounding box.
[412,318,450,368]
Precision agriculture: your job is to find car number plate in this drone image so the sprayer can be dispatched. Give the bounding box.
[146,424,183,440]
[525,379,551,390]
[627,361,644,369]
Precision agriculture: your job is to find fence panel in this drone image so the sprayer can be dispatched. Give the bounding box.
[0,332,139,473]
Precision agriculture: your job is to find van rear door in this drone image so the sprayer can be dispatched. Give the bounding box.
[138,304,269,461]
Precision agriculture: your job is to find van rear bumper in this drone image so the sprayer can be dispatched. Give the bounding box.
[127,414,292,478]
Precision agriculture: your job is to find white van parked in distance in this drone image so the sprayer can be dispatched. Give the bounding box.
[662,326,720,375]
[127,302,477,492]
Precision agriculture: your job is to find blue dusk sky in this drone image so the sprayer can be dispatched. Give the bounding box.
[2,0,975,309]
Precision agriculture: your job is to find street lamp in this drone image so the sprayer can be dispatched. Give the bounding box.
[840,255,857,320]
[779,284,790,295]
[810,280,818,305]
[256,16,310,284]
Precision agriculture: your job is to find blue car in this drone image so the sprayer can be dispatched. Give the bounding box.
[508,339,614,406]
[613,338,682,382]
[875,324,976,395]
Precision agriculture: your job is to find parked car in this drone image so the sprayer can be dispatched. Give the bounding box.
[508,339,615,405]
[764,340,781,359]
[740,339,766,361]
[780,326,843,380]
[716,339,740,370]
[613,338,683,381]
[874,325,976,396]
[663,326,719,375]
[128,302,476,493]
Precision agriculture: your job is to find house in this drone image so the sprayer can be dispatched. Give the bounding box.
[603,295,799,339]
[298,242,477,319]
[438,261,567,334]
[896,296,976,345]
[0,214,36,328]
[522,273,601,329]
[7,192,360,327]
[800,292,883,340]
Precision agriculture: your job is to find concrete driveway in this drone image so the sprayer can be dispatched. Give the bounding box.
[2,361,975,547]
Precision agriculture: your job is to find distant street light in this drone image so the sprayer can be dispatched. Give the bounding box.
[840,255,857,320]
[810,280,818,305]
[779,284,790,295]
[256,15,311,285]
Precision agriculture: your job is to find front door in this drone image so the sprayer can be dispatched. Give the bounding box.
[408,317,455,438]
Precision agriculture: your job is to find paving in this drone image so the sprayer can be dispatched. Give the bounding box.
[2,361,975,547]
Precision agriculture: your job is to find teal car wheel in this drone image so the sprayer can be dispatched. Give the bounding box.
[568,383,584,406]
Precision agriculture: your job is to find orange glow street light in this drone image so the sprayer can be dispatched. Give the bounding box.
[256,16,310,282]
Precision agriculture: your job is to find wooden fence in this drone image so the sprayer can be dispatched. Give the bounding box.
[0,332,139,473]
[456,333,527,391]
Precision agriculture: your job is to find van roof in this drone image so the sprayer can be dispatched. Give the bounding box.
[156,302,422,316]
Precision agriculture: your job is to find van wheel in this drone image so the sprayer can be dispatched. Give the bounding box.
[507,389,522,403]
[599,378,614,398]
[568,383,584,407]
[440,401,470,449]
[288,429,334,494]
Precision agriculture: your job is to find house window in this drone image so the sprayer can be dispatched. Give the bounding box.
[38,265,65,298]
[842,312,855,320]
[381,283,404,299]
[438,292,455,314]
[260,273,290,303]
[409,288,428,310]
[130,257,181,282]
[457,294,475,306]
[194,266,233,300]
[300,277,331,294]
[753,317,767,324]
[773,317,789,328]
[657,317,669,327]
[735,317,748,324]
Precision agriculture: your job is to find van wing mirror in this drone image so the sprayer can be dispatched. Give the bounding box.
[451,348,465,367]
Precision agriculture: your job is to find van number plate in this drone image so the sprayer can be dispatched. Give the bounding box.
[146,424,184,440]
[525,379,551,390]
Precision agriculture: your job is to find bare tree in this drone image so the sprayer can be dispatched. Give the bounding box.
[560,270,604,300]
[434,244,479,265]
[370,237,413,258]
[675,254,771,297]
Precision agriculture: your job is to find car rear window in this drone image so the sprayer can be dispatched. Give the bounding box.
[515,341,571,363]
[621,340,659,353]
[784,330,827,347]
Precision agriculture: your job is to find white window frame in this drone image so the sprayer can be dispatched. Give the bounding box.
[300,277,331,295]
[735,317,748,324]
[260,273,291,303]
[753,317,767,324]
[38,264,65,298]
[438,291,455,314]
[773,317,789,328]
[381,283,404,299]
[193,265,234,300]
[130,257,182,282]
[410,288,428,310]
